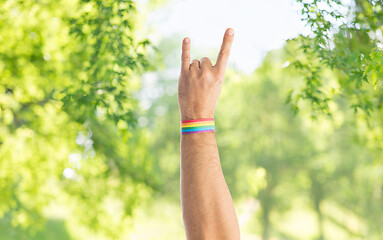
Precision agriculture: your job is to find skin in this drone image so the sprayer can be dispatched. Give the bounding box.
[178,28,240,240]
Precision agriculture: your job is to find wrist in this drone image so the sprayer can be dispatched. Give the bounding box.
[180,118,215,135]
[180,113,214,121]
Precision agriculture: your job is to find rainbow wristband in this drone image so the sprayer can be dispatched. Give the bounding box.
[181,118,215,135]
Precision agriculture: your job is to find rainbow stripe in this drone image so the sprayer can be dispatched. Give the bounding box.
[181,118,215,135]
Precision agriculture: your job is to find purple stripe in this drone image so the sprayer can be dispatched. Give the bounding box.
[181,129,215,135]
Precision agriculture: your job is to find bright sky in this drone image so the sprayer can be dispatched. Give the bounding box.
[144,0,310,73]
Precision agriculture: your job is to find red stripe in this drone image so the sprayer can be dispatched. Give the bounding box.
[181,118,214,123]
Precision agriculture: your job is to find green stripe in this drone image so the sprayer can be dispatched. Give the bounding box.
[182,127,215,132]
[182,125,215,130]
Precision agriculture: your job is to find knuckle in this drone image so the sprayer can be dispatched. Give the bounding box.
[200,71,208,79]
[200,70,213,81]
[219,49,228,56]
[201,68,210,76]
[189,68,198,76]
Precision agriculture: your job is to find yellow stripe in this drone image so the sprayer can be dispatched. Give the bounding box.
[182,122,214,127]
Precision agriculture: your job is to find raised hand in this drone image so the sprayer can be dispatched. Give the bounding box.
[178,28,235,121]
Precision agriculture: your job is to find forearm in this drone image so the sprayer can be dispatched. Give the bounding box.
[177,28,238,239]
[181,132,240,240]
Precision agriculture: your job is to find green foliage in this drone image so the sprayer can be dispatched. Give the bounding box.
[292,0,383,116]
[0,0,157,238]
[62,0,152,126]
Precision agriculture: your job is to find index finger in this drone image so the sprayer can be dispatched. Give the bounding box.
[181,37,191,73]
[214,28,234,75]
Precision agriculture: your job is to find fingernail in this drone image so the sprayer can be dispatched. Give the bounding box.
[227,28,234,36]
[184,38,190,43]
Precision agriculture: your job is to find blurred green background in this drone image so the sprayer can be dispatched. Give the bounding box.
[0,0,383,239]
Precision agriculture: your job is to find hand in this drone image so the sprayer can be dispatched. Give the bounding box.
[177,28,235,121]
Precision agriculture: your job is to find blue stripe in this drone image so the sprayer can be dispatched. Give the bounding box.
[181,127,215,133]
